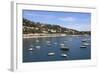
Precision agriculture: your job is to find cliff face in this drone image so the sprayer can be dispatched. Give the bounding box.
[23,18,91,35]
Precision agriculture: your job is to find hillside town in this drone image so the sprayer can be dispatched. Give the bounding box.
[23,18,91,38]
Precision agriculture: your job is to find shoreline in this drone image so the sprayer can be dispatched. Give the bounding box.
[23,34,90,39]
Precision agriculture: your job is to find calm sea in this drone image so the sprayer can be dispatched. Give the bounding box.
[23,35,91,62]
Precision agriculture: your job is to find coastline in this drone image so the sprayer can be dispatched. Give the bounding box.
[23,33,66,38]
[23,34,90,39]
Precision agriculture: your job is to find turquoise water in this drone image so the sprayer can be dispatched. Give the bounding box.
[23,35,91,62]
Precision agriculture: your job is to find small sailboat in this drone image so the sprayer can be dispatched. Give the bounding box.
[48,52,55,56]
[80,45,87,48]
[81,39,88,42]
[60,44,69,51]
[83,42,90,46]
[61,53,68,57]
[60,46,69,51]
[28,45,35,51]
[60,43,65,46]
[36,46,40,49]
[28,47,35,51]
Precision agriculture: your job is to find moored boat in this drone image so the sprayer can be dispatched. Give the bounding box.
[61,53,68,57]
[83,42,90,46]
[60,46,69,51]
[36,46,41,49]
[80,45,87,48]
[60,43,65,46]
[28,48,35,51]
[81,39,90,42]
[48,52,55,56]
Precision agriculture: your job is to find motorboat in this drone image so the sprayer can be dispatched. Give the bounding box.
[83,42,90,46]
[60,46,69,51]
[36,46,40,49]
[80,45,87,48]
[60,43,65,46]
[61,53,68,57]
[28,48,35,51]
[48,52,55,56]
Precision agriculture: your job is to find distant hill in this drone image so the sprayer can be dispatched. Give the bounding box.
[23,18,91,35]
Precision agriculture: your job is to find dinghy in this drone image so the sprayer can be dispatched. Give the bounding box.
[48,52,55,56]
[61,53,68,57]
[36,46,40,49]
[83,42,90,46]
[80,45,87,48]
[28,48,35,51]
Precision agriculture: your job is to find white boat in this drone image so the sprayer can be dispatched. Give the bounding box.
[80,45,87,48]
[60,43,65,46]
[60,46,69,51]
[36,46,40,49]
[61,53,68,57]
[48,52,55,56]
[82,39,88,42]
[28,48,35,51]
[60,44,69,51]
[83,42,90,46]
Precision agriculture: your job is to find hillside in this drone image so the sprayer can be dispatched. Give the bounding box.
[23,18,90,35]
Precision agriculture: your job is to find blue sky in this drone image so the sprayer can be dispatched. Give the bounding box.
[23,10,91,31]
